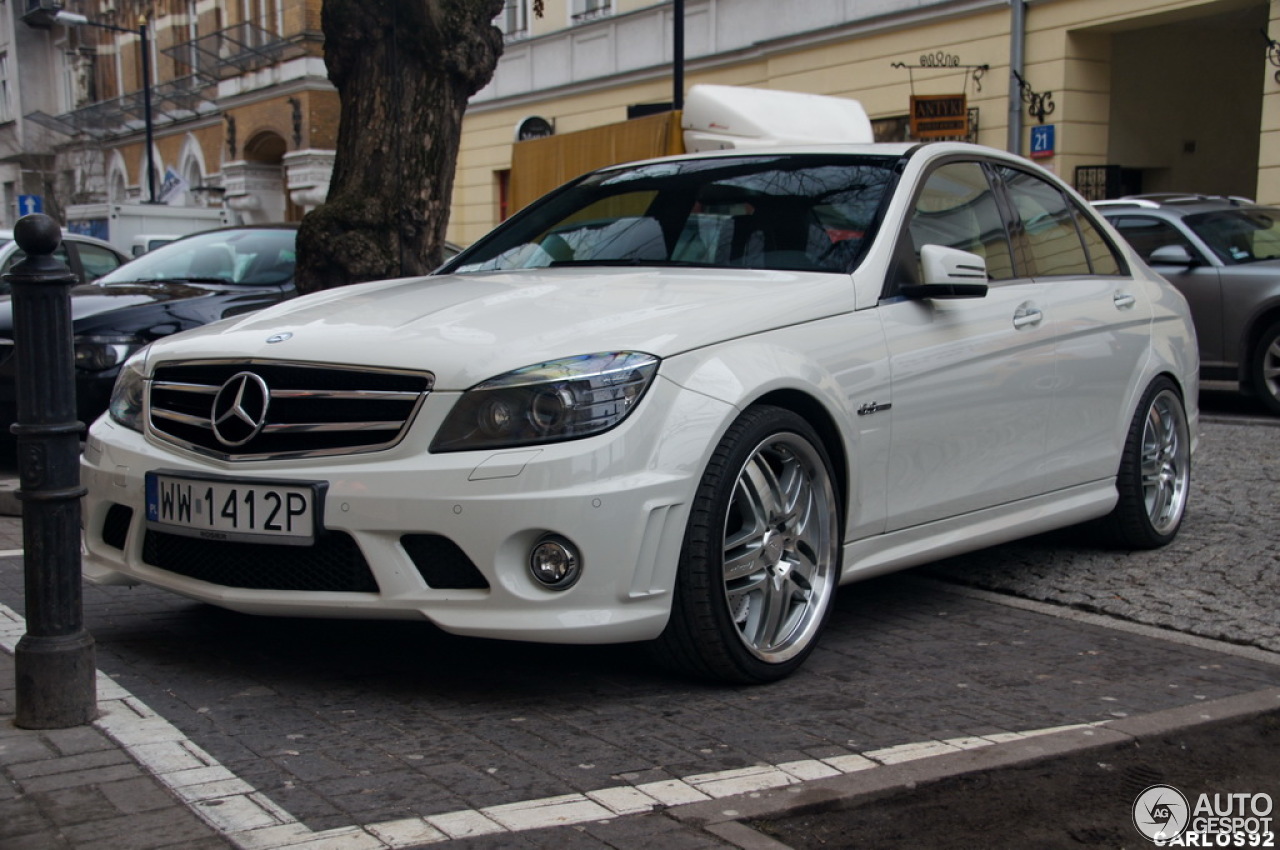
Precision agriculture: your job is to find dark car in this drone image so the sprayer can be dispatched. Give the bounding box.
[0,225,298,434]
[1096,195,1280,414]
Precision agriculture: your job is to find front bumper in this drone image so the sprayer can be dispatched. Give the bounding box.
[81,377,732,644]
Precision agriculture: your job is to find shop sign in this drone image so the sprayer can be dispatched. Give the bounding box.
[515,116,555,142]
[910,94,968,139]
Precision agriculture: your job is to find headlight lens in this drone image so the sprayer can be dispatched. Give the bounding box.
[107,349,148,432]
[74,334,144,372]
[431,352,659,452]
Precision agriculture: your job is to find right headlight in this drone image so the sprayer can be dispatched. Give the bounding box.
[107,348,149,432]
[431,352,659,452]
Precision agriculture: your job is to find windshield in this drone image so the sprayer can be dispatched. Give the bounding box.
[98,228,297,286]
[1184,208,1280,264]
[449,154,900,275]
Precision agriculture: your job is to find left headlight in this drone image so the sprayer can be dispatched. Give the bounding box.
[107,348,149,432]
[74,334,145,372]
[431,352,659,452]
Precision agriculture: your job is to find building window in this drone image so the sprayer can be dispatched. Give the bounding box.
[497,0,528,41]
[0,53,11,124]
[571,0,611,24]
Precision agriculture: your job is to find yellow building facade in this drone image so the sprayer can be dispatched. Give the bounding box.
[453,0,1278,248]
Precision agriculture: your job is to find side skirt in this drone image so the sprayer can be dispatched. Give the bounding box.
[839,481,1117,584]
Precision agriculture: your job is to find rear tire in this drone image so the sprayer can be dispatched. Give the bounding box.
[1250,321,1280,416]
[651,406,841,684]
[1097,377,1190,549]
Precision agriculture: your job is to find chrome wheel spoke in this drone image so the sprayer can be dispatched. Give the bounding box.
[1139,393,1189,534]
[720,431,839,663]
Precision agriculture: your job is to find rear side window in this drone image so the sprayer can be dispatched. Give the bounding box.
[76,243,126,281]
[1001,168,1091,276]
[1077,211,1122,275]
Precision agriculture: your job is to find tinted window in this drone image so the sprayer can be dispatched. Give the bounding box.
[1001,168,1091,276]
[76,243,126,281]
[4,243,72,275]
[99,229,297,286]
[1076,210,1123,275]
[1109,215,1198,263]
[451,155,900,275]
[906,161,1016,282]
[1184,208,1280,264]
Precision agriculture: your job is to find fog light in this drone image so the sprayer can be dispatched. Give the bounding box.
[529,536,580,590]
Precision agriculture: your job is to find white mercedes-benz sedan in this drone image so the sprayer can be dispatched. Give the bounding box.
[81,142,1198,683]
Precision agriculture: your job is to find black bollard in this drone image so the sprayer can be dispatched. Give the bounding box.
[6,213,96,728]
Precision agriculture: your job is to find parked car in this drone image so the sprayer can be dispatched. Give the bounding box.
[0,224,298,434]
[80,143,1198,683]
[1095,195,1280,414]
[0,228,129,292]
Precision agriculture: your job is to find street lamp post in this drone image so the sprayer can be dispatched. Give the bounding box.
[54,11,157,204]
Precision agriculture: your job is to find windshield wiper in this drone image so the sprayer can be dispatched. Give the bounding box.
[105,276,229,285]
[547,258,724,268]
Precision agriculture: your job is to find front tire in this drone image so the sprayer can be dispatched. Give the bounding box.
[652,406,842,684]
[1098,377,1191,549]
[1250,321,1280,416]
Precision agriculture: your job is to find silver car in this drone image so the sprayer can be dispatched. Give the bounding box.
[0,228,129,291]
[1097,196,1280,414]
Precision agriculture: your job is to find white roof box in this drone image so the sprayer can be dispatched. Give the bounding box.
[681,85,874,151]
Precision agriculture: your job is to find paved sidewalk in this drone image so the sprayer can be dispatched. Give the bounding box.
[4,621,1278,850]
[2,407,1278,848]
[0,648,232,850]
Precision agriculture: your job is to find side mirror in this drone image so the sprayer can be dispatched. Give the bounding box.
[900,244,990,299]
[1147,244,1197,267]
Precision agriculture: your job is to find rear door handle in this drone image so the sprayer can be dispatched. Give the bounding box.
[1114,292,1136,309]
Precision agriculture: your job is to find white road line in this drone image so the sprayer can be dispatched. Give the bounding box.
[1,601,1113,849]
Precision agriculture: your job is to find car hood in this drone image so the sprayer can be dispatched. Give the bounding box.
[0,281,271,333]
[142,268,857,390]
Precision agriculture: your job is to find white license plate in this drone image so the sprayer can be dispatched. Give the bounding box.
[145,472,322,545]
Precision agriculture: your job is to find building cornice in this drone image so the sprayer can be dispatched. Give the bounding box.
[468,0,1007,115]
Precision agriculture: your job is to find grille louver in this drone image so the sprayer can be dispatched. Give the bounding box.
[148,360,433,460]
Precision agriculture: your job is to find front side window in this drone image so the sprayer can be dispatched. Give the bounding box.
[450,155,901,275]
[1184,208,1280,264]
[905,161,1016,282]
[1107,215,1198,263]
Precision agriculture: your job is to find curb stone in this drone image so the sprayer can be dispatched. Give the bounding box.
[666,687,1280,847]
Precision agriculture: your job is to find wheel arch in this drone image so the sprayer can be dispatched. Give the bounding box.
[1241,303,1280,385]
[747,388,850,521]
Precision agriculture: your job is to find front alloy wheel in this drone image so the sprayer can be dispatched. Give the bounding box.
[1251,322,1280,416]
[653,406,841,683]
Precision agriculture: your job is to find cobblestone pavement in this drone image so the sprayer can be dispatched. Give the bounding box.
[1,407,1277,848]
[924,415,1280,653]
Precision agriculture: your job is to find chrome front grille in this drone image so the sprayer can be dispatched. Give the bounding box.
[147,360,433,460]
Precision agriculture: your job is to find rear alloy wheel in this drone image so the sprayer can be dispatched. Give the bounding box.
[1250,321,1280,416]
[653,406,841,684]
[1099,377,1191,549]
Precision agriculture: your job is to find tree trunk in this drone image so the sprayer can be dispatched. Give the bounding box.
[295,0,505,293]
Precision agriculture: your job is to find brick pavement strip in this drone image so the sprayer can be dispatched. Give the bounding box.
[0,416,1277,849]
